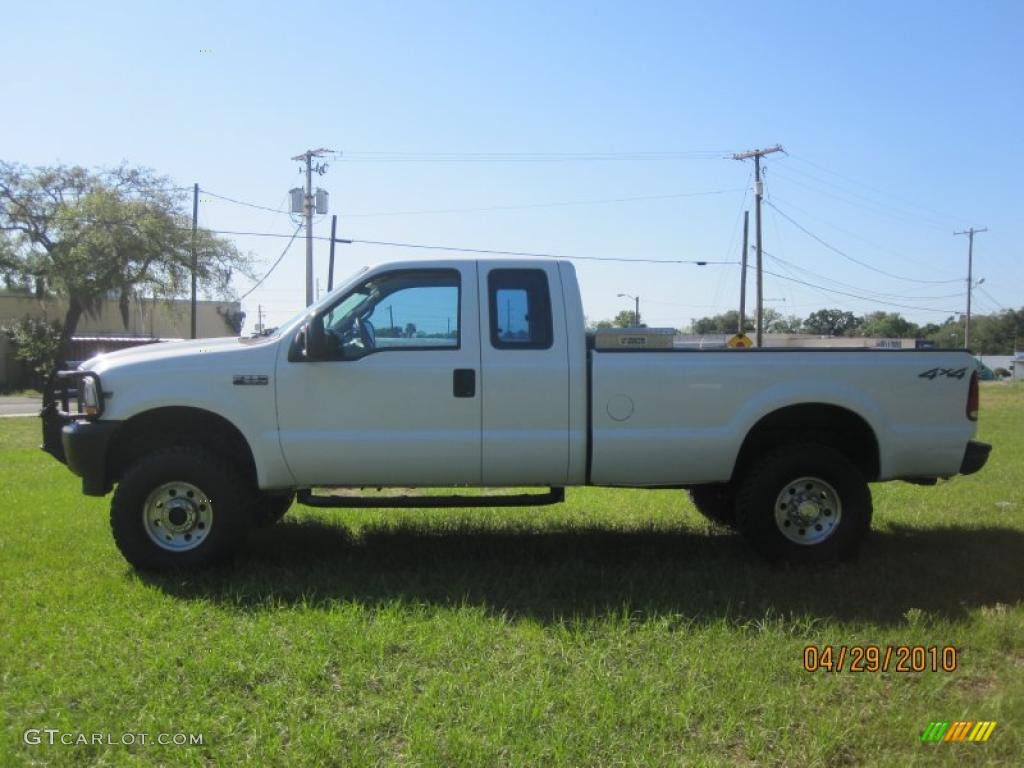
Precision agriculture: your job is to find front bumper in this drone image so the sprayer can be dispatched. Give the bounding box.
[61,420,121,496]
[959,440,992,476]
[40,369,108,464]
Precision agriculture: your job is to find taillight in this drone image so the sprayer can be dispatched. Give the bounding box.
[967,371,979,421]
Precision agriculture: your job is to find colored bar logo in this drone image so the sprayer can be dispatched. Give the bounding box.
[921,721,997,742]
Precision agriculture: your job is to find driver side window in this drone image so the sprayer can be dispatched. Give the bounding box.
[323,269,461,358]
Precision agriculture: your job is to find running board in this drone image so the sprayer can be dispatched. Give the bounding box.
[296,487,565,509]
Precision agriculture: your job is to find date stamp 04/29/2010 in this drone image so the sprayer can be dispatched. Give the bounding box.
[802,645,958,673]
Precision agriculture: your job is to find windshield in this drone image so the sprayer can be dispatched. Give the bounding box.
[324,285,374,333]
[246,266,371,341]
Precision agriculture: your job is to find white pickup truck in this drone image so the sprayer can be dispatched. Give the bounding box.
[42,258,990,570]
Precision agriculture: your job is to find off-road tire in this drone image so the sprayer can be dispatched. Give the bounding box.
[735,443,872,562]
[110,446,253,570]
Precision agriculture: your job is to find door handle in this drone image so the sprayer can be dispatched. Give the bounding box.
[453,369,476,398]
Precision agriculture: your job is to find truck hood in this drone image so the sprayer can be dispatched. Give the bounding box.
[81,336,265,373]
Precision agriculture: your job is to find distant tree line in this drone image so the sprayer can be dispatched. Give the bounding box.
[374,324,457,340]
[589,307,1024,354]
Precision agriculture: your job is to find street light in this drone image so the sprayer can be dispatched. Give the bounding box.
[617,293,641,326]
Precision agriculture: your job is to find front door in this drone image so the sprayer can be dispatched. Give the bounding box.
[275,264,482,487]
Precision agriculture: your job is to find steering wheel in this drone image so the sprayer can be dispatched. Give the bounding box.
[325,316,375,356]
[359,318,376,348]
[325,318,357,350]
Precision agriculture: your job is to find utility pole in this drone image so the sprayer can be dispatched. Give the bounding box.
[733,145,784,346]
[738,210,749,334]
[388,305,394,332]
[328,214,338,291]
[290,148,334,306]
[954,227,987,349]
[257,304,264,334]
[190,182,199,339]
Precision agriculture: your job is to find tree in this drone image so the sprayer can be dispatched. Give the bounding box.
[856,311,920,338]
[691,310,752,334]
[613,310,639,328]
[921,310,1024,353]
[768,313,804,334]
[968,309,1024,354]
[403,322,418,338]
[803,308,862,337]
[0,161,252,361]
[3,316,63,384]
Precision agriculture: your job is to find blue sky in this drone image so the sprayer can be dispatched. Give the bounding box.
[3,0,1021,331]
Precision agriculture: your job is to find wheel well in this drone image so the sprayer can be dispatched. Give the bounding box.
[107,407,257,487]
[732,404,880,482]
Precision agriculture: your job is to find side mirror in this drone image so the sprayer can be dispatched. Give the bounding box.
[305,317,327,360]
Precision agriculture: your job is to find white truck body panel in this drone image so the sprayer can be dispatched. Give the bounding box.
[477,260,573,486]
[76,257,979,492]
[589,349,973,486]
[274,261,483,486]
[85,336,293,488]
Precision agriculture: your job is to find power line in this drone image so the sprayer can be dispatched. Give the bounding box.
[753,263,959,314]
[10,185,194,199]
[767,193,962,279]
[344,238,736,265]
[766,200,964,284]
[338,150,734,162]
[788,153,969,226]
[238,225,303,300]
[178,226,736,265]
[199,189,290,214]
[342,188,744,218]
[193,186,744,220]
[763,249,965,301]
[773,163,956,230]
[976,285,1007,312]
[767,167,951,233]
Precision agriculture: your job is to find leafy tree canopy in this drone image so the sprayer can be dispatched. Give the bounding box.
[0,161,252,357]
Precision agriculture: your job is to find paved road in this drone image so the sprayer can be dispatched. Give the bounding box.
[0,396,42,417]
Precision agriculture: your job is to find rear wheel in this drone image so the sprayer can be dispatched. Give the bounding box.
[735,443,872,562]
[110,446,252,570]
[688,484,737,528]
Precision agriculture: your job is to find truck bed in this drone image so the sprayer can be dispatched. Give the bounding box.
[588,348,976,486]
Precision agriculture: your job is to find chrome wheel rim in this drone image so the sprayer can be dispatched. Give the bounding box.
[143,482,213,552]
[774,476,842,546]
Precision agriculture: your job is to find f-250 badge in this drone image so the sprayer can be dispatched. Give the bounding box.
[233,375,269,385]
[918,367,967,380]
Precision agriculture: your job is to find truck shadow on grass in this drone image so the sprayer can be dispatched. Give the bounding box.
[140,520,1024,625]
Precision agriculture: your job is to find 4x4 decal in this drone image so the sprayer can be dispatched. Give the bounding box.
[919,367,967,380]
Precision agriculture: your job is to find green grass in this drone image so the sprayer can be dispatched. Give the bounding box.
[2,384,1022,766]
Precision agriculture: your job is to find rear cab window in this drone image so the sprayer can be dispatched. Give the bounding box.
[487,269,553,350]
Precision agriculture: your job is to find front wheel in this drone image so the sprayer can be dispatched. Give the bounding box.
[735,443,872,562]
[110,446,253,570]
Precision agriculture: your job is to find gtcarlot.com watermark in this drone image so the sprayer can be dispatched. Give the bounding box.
[24,729,203,747]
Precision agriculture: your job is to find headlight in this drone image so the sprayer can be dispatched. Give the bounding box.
[80,377,99,416]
